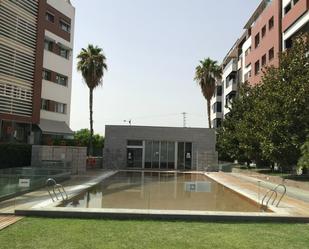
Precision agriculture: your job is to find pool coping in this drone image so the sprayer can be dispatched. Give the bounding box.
[14,207,309,223]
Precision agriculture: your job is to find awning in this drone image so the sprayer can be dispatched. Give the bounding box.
[38,119,74,136]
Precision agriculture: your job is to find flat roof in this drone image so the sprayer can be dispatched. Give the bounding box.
[105,125,214,130]
[244,0,271,29]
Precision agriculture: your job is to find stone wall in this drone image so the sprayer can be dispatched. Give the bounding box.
[31,145,87,174]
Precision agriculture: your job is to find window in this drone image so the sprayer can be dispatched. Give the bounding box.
[217,86,222,96]
[56,74,68,86]
[59,47,69,59]
[41,99,66,114]
[269,16,274,30]
[46,12,54,23]
[285,38,293,49]
[213,118,222,128]
[44,39,53,51]
[255,60,260,75]
[42,69,51,81]
[262,25,266,38]
[261,54,267,67]
[55,103,66,114]
[269,47,274,61]
[255,33,260,48]
[60,20,71,33]
[284,2,292,15]
[41,99,49,111]
[213,102,222,113]
[127,140,143,146]
[294,0,299,5]
[245,47,251,56]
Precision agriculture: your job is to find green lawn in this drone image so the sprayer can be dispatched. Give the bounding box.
[1,218,308,249]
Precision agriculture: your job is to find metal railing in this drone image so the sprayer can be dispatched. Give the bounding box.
[261,184,287,209]
[46,178,68,202]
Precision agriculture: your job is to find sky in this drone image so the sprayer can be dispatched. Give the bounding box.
[69,0,260,135]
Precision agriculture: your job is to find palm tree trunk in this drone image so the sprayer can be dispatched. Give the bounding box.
[207,100,212,128]
[89,88,94,156]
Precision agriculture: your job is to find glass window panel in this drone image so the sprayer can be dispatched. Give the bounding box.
[177,142,185,170]
[152,141,160,169]
[127,140,143,146]
[145,140,152,169]
[168,142,175,169]
[160,141,167,169]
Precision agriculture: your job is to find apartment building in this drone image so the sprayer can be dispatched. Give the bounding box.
[282,0,309,49]
[210,0,308,127]
[245,0,282,86]
[0,0,75,144]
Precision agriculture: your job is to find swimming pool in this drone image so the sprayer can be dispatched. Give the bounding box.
[61,171,263,212]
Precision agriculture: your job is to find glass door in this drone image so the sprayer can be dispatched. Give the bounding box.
[177,142,192,170]
[127,148,143,168]
[185,142,192,170]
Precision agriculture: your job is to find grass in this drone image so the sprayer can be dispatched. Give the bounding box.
[0,218,309,249]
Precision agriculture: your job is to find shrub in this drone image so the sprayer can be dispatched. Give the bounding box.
[0,143,32,169]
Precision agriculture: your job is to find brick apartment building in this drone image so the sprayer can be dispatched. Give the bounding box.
[211,0,309,128]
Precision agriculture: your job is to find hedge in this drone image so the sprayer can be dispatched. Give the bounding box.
[0,143,32,169]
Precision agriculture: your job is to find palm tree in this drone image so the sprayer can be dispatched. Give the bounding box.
[194,58,222,128]
[77,45,107,155]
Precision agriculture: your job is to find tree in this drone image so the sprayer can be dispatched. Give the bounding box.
[254,33,309,168]
[298,138,309,172]
[77,45,107,156]
[194,58,222,128]
[74,129,104,149]
[217,33,309,170]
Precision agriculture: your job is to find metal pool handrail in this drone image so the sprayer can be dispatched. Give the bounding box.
[46,178,68,202]
[261,183,287,209]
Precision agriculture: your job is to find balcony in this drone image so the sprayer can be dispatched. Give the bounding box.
[282,0,309,32]
[225,79,238,94]
[223,59,237,77]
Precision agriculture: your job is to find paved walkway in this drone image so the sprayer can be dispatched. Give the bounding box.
[232,173,309,203]
[206,172,309,217]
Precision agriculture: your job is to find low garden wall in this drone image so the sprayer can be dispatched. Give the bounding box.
[31,145,87,175]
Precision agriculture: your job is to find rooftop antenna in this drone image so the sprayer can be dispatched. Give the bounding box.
[181,112,187,128]
[124,119,132,126]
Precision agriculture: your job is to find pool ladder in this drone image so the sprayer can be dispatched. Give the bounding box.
[261,184,287,210]
[46,178,68,202]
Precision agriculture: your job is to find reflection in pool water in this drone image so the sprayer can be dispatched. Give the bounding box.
[61,172,262,212]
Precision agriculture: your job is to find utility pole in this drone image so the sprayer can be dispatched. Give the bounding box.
[181,112,187,128]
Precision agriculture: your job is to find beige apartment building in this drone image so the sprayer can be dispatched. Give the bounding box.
[0,0,75,144]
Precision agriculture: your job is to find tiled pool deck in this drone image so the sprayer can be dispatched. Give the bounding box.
[1,170,309,222]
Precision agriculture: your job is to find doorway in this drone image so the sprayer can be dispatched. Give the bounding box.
[127,148,143,168]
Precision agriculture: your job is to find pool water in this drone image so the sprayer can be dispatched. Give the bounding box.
[62,172,262,212]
